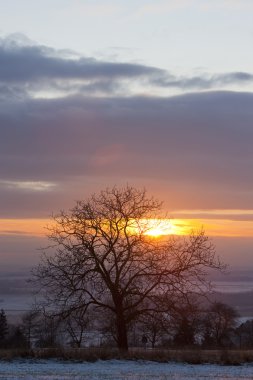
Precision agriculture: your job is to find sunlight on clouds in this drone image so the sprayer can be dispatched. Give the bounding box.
[173,218,253,237]
[0,180,56,191]
[136,217,253,238]
[0,219,51,236]
[1,215,253,238]
[173,209,253,216]
[31,89,69,99]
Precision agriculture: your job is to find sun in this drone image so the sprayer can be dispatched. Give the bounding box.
[140,219,175,237]
[127,218,182,237]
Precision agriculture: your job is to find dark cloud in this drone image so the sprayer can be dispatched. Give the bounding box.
[0,40,162,82]
[0,90,253,216]
[1,36,253,97]
[0,35,253,216]
[0,36,164,96]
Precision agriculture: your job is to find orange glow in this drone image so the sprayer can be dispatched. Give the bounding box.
[166,218,253,237]
[137,219,175,237]
[0,219,51,236]
[1,215,253,238]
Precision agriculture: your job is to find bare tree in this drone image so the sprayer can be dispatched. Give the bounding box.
[235,319,253,349]
[137,311,169,348]
[33,185,224,351]
[0,309,8,348]
[171,298,202,347]
[22,308,41,348]
[202,302,239,347]
[64,307,91,348]
[35,311,61,348]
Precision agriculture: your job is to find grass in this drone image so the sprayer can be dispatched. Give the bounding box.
[1,347,253,364]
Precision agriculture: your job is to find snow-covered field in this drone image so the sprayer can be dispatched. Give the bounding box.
[0,359,253,380]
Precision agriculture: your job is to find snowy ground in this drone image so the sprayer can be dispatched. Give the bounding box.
[0,359,253,380]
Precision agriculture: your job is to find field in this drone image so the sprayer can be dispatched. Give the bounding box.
[1,359,253,380]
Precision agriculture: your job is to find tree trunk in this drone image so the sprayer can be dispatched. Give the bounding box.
[116,311,128,351]
[151,332,156,349]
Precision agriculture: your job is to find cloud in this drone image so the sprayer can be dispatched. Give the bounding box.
[0,90,253,216]
[0,35,165,97]
[1,35,253,99]
[0,180,56,192]
[0,35,253,217]
[0,44,158,82]
[151,72,253,90]
[172,210,253,222]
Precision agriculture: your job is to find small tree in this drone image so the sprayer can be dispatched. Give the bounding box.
[34,311,61,348]
[22,308,41,348]
[138,312,168,348]
[64,307,91,348]
[0,309,8,347]
[202,302,238,347]
[7,326,29,349]
[33,185,224,351]
[235,319,253,348]
[172,299,201,347]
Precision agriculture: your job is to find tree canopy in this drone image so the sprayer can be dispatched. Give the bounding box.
[33,185,223,350]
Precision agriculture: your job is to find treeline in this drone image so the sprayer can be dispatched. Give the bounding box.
[1,303,253,350]
[0,309,28,349]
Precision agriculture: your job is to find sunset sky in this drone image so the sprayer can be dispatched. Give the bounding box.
[1,0,253,271]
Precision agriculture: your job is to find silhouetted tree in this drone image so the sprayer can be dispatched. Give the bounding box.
[98,308,118,346]
[235,319,253,348]
[35,312,61,348]
[64,307,91,348]
[33,186,224,351]
[137,310,170,348]
[0,309,8,347]
[202,302,238,347]
[7,326,29,349]
[173,316,195,346]
[172,300,201,347]
[22,308,41,348]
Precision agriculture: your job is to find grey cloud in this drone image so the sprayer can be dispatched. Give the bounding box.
[0,91,253,216]
[152,72,253,89]
[1,36,253,96]
[0,47,153,81]
[0,84,27,101]
[0,35,253,216]
[0,37,163,90]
